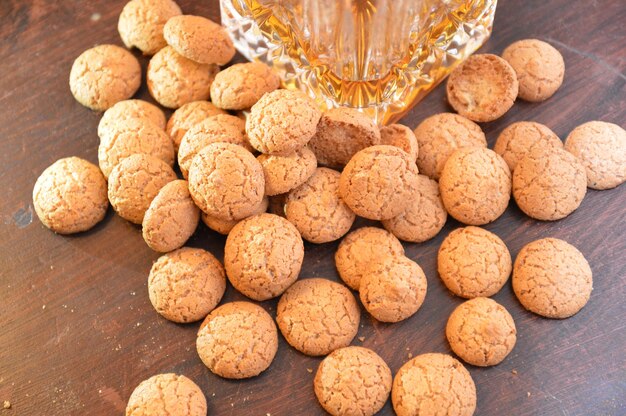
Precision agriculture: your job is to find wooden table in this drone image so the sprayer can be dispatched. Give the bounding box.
[1,0,625,415]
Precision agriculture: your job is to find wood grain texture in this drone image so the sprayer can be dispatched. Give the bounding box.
[0,0,625,415]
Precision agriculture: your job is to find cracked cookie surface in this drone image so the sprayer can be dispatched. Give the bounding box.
[379,123,419,162]
[125,373,206,416]
[210,62,280,110]
[258,146,317,196]
[98,99,166,139]
[118,0,182,55]
[494,121,562,171]
[164,15,235,65]
[166,101,227,152]
[201,196,268,235]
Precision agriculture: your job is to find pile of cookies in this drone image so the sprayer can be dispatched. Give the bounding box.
[31,0,625,414]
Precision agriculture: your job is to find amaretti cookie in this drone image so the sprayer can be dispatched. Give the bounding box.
[210,62,280,110]
[258,146,317,196]
[494,121,562,171]
[118,0,182,55]
[125,373,206,416]
[201,196,268,235]
[98,99,166,139]
[166,101,227,152]
[164,15,235,65]
[379,123,419,162]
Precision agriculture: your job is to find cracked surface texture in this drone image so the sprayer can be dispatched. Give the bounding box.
[413,113,487,180]
[98,99,166,139]
[513,146,586,221]
[392,353,476,416]
[164,15,235,65]
[564,121,626,190]
[201,196,268,235]
[247,89,321,155]
[188,142,264,221]
[166,101,227,152]
[107,153,177,224]
[359,256,427,323]
[142,180,200,253]
[494,121,563,171]
[379,123,419,162]
[125,373,206,416]
[147,46,218,109]
[33,157,108,234]
[314,346,392,416]
[148,247,225,323]
[258,146,317,196]
[339,145,420,220]
[502,39,564,102]
[285,167,355,244]
[224,213,304,300]
[69,44,141,111]
[446,54,518,122]
[210,62,280,110]
[438,226,511,299]
[513,238,592,319]
[446,297,516,366]
[439,147,511,225]
[382,174,447,243]
[335,227,405,291]
[117,0,182,55]
[276,278,360,356]
[196,301,278,379]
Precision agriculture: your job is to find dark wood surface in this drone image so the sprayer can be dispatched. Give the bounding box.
[1,1,625,415]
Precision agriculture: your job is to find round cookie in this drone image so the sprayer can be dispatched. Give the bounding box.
[379,123,419,162]
[164,15,235,65]
[335,227,405,291]
[314,346,392,416]
[69,44,141,111]
[148,247,226,323]
[439,147,511,225]
[359,255,427,323]
[413,113,487,180]
[446,54,519,122]
[108,153,177,224]
[166,101,227,152]
[125,373,206,416]
[201,196,268,235]
[276,278,360,356]
[392,353,476,416]
[382,174,447,243]
[446,297,517,366]
[188,142,264,221]
[117,0,182,55]
[308,107,381,168]
[258,147,317,196]
[285,168,355,244]
[224,213,304,301]
[142,180,200,253]
[246,89,322,155]
[33,157,108,234]
[513,238,592,318]
[147,46,219,109]
[513,146,587,221]
[494,121,563,171]
[98,99,166,139]
[210,62,280,110]
[438,226,512,299]
[564,121,626,190]
[196,301,278,379]
[339,145,419,220]
[502,39,564,102]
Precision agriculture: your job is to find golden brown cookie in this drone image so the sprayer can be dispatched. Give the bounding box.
[285,167,355,244]
[446,54,519,122]
[413,113,487,180]
[276,278,360,356]
[148,247,225,323]
[164,15,235,65]
[438,226,512,299]
[210,62,281,110]
[98,99,166,139]
[308,107,381,168]
[33,157,108,234]
[108,153,177,224]
[513,238,592,318]
[125,373,206,416]
[188,142,264,220]
[392,353,476,416]
[381,174,447,243]
[502,39,564,102]
[69,44,141,111]
[117,0,182,55]
[166,101,227,152]
[513,147,587,221]
[359,256,427,323]
[201,196,268,235]
[564,121,626,190]
[440,147,511,225]
[379,123,419,162]
[247,89,322,155]
[314,346,392,416]
[258,147,317,196]
[446,297,516,366]
[147,46,218,109]
[339,145,419,220]
[196,302,278,379]
[335,227,405,291]
[494,121,563,171]
[224,213,304,301]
